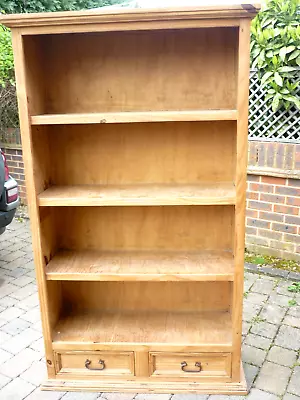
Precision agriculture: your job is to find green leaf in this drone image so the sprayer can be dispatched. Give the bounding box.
[274,72,283,86]
[288,50,300,61]
[272,55,278,66]
[288,299,297,307]
[296,55,300,66]
[261,71,273,85]
[279,47,287,61]
[277,66,297,73]
[272,93,281,112]
[294,98,300,110]
[285,45,296,54]
[252,48,260,59]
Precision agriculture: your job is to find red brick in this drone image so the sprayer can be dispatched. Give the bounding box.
[247,218,270,229]
[296,246,300,254]
[246,226,257,235]
[4,148,17,155]
[276,186,300,196]
[261,176,286,185]
[246,209,258,218]
[270,240,295,252]
[260,193,285,204]
[260,211,284,223]
[274,205,299,216]
[286,197,300,207]
[288,179,300,188]
[272,223,297,234]
[258,229,282,241]
[246,191,259,200]
[248,201,272,211]
[250,183,274,193]
[247,175,260,182]
[284,233,300,244]
[285,215,300,225]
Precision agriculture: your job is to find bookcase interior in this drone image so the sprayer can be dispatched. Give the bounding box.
[24,27,239,115]
[48,280,233,347]
[3,2,258,392]
[32,121,237,191]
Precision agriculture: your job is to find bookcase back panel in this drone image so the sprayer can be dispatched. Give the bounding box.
[32,122,236,187]
[61,281,232,312]
[24,27,238,114]
[51,206,234,252]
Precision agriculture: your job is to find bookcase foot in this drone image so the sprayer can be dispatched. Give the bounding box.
[41,363,248,395]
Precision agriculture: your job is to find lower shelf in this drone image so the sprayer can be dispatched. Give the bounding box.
[46,250,234,281]
[52,310,232,349]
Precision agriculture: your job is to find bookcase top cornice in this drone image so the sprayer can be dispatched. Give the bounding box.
[1,3,260,29]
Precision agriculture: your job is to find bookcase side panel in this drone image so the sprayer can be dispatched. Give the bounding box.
[232,19,251,381]
[11,30,56,378]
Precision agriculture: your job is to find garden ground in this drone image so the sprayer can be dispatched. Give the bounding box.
[0,219,299,400]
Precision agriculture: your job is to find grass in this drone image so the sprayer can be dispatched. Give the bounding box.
[245,251,300,273]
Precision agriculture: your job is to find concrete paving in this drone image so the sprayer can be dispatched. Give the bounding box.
[0,219,299,400]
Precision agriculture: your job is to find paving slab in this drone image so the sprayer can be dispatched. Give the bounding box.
[255,361,291,396]
[0,219,299,400]
[266,346,297,367]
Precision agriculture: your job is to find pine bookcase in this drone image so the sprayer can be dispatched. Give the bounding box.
[1,2,260,394]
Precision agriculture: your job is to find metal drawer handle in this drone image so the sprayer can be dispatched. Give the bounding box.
[85,359,105,371]
[181,361,201,373]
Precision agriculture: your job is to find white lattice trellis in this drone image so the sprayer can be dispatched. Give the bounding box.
[248,69,300,143]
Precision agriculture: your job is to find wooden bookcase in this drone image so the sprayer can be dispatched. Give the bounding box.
[1,3,259,394]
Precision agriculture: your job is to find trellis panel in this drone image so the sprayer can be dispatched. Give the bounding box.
[248,69,300,143]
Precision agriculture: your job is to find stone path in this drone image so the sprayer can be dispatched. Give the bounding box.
[0,219,299,400]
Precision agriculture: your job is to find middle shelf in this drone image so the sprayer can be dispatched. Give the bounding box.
[46,249,234,282]
[38,182,236,207]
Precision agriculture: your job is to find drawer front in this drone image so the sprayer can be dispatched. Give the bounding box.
[55,351,134,377]
[149,352,231,378]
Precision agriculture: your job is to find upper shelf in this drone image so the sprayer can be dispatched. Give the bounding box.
[38,183,236,207]
[31,110,238,125]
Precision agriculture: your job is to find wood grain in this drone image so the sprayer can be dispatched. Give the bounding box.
[38,122,236,186]
[46,249,234,281]
[31,110,238,125]
[38,183,236,207]
[232,19,251,381]
[24,29,238,113]
[7,2,258,393]
[53,310,232,347]
[0,3,260,29]
[11,30,56,378]
[61,281,231,312]
[53,206,234,252]
[149,352,231,378]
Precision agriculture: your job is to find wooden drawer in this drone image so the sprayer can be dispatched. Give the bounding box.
[55,351,134,377]
[149,352,231,378]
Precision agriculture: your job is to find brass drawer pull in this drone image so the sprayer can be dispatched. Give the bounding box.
[181,361,201,373]
[85,359,105,371]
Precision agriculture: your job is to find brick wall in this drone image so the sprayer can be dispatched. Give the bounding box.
[246,141,300,262]
[1,145,26,202]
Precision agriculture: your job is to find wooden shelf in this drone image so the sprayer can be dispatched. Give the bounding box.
[31,110,238,125]
[38,183,236,207]
[46,249,234,282]
[52,310,232,349]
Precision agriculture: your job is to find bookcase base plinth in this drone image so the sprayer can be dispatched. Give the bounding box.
[41,363,248,395]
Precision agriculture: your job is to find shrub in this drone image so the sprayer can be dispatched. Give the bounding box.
[251,0,300,111]
[0,1,123,13]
